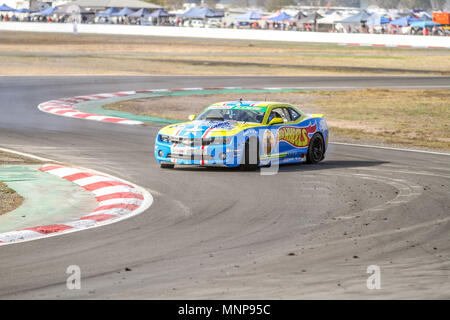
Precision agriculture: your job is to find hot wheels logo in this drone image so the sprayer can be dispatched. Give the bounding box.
[277,123,317,148]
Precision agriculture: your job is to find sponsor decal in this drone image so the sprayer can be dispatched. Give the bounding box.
[263,129,276,155]
[171,122,234,136]
[277,123,317,148]
[243,129,257,137]
[207,121,235,130]
[207,105,234,110]
[172,146,206,156]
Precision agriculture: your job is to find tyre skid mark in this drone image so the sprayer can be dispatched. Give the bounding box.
[321,170,423,220]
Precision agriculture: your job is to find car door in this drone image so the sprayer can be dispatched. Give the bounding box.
[265,106,294,162]
[284,106,308,160]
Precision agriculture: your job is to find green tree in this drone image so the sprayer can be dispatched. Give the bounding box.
[399,0,432,9]
[368,0,432,8]
[233,0,251,7]
[142,0,167,7]
[205,0,220,9]
[253,0,269,8]
[166,0,185,10]
[267,0,295,11]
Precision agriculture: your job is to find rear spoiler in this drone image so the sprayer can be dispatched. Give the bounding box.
[309,113,324,118]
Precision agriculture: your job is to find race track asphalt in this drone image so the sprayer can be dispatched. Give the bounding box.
[0,76,449,299]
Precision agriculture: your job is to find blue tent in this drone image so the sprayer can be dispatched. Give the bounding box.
[97,7,119,17]
[234,11,262,21]
[366,15,390,26]
[15,8,34,13]
[129,8,150,17]
[390,16,422,26]
[410,20,440,28]
[178,7,224,19]
[267,11,294,21]
[111,7,135,17]
[149,9,170,18]
[340,10,372,23]
[0,3,15,11]
[39,7,57,15]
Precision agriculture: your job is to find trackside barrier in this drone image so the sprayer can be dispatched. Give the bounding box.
[1,22,449,49]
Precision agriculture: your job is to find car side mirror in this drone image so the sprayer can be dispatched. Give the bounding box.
[188,114,196,121]
[268,117,284,125]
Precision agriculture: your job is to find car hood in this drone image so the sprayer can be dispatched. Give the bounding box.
[159,120,260,139]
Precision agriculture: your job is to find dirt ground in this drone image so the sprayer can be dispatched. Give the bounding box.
[1,31,449,76]
[104,89,450,151]
[0,151,38,216]
[0,180,23,216]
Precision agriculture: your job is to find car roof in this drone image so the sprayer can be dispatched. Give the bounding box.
[209,101,292,108]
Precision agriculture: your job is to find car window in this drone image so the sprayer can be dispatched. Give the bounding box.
[270,107,291,123]
[288,108,301,121]
[197,108,266,123]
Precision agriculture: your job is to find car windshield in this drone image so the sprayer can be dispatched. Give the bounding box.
[196,107,266,123]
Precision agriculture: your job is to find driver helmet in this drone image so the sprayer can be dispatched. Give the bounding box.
[229,109,236,120]
[268,111,277,122]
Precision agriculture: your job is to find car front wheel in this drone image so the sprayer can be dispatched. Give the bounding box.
[241,137,259,171]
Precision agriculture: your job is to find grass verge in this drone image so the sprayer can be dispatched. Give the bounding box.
[104,89,450,151]
[0,181,23,216]
[1,31,449,76]
[0,150,44,215]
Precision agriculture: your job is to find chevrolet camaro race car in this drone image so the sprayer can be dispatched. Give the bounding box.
[154,101,328,169]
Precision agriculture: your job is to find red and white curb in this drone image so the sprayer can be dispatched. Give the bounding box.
[0,164,152,246]
[37,87,297,125]
[339,43,450,49]
[38,91,144,125]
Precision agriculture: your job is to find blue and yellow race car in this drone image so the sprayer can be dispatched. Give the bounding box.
[154,101,328,169]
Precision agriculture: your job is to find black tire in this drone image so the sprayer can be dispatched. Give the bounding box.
[241,137,259,171]
[160,163,175,169]
[306,133,325,164]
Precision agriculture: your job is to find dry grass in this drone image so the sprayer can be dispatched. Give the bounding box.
[1,31,449,76]
[105,92,316,120]
[105,89,450,150]
[313,89,450,150]
[0,150,42,215]
[0,180,23,216]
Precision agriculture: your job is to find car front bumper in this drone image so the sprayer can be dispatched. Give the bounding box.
[154,141,243,167]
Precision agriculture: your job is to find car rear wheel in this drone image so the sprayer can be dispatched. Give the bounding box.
[241,137,259,171]
[160,163,175,169]
[306,133,325,164]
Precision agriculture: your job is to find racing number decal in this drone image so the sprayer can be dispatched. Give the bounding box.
[262,129,276,155]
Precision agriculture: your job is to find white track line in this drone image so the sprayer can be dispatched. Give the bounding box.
[0,146,61,163]
[330,142,450,156]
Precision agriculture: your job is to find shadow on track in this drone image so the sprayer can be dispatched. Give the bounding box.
[278,160,388,172]
[170,160,387,173]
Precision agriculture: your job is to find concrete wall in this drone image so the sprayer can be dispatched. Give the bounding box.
[1,21,449,48]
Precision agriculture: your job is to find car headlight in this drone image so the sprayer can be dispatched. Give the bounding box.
[209,137,233,145]
[159,134,170,143]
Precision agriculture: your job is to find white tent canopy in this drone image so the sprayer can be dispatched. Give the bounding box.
[317,11,351,24]
[70,0,161,9]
